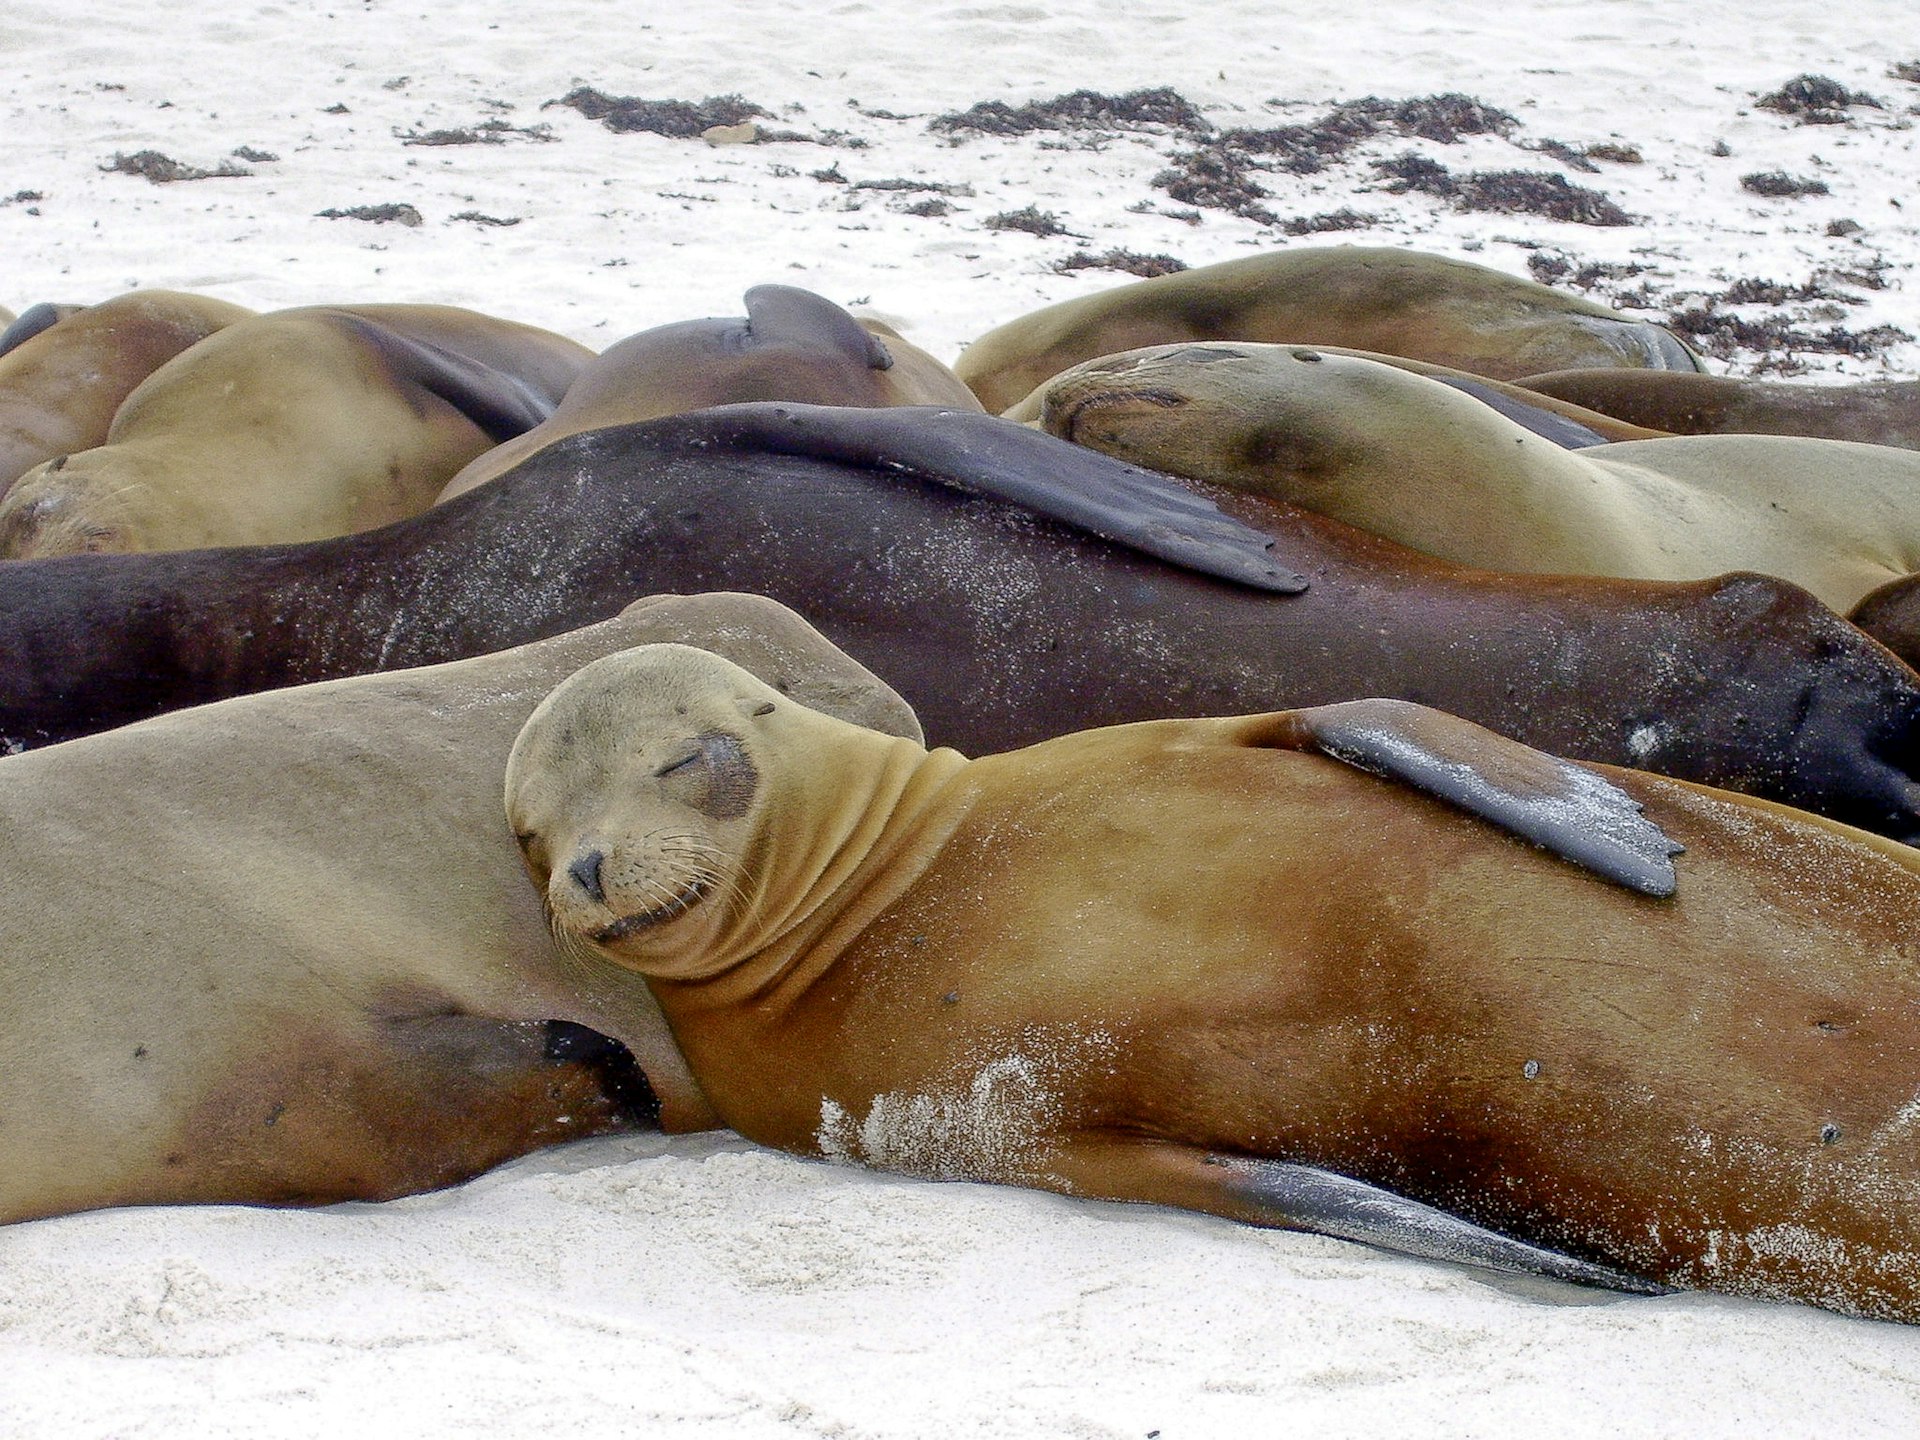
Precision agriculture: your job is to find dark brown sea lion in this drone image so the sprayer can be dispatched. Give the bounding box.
[1520,368,1920,450]
[1850,574,1920,672]
[0,291,253,494]
[0,592,921,1224]
[954,246,1705,414]
[437,285,979,500]
[0,303,592,556]
[506,643,1920,1321]
[0,404,1916,840]
[1035,343,1920,612]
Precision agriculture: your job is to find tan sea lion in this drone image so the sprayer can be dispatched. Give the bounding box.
[0,290,253,494]
[954,246,1704,414]
[1038,342,1920,613]
[508,643,1920,1322]
[0,302,592,556]
[437,285,979,500]
[1002,342,1669,445]
[0,592,921,1224]
[1519,368,1920,450]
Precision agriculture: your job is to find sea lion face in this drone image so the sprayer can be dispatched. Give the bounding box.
[0,453,137,557]
[1038,343,1355,492]
[506,644,782,973]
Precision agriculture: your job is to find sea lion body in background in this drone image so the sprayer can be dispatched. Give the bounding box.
[508,645,1920,1322]
[437,285,979,499]
[1520,368,1920,450]
[0,405,1917,838]
[954,246,1704,413]
[1850,574,1920,673]
[1039,343,1920,613]
[0,592,921,1224]
[0,290,253,493]
[0,303,591,556]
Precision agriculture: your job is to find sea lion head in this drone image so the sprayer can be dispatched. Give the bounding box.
[507,642,919,983]
[1035,342,1369,495]
[0,452,138,558]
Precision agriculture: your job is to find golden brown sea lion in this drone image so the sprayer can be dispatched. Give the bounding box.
[954,246,1704,414]
[507,643,1920,1322]
[0,593,921,1224]
[0,303,591,556]
[437,285,979,500]
[0,290,253,494]
[1038,342,1920,612]
[1519,367,1920,450]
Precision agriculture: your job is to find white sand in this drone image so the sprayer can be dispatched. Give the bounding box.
[3,2,1919,1433]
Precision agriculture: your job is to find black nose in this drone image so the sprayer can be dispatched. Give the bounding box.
[568,850,606,904]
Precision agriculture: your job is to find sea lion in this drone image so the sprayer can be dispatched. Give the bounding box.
[1037,343,1920,613]
[0,302,592,556]
[1,404,1917,839]
[508,643,1920,1321]
[0,591,922,1224]
[1850,573,1920,672]
[1519,368,1920,450]
[437,285,979,500]
[1002,342,1668,445]
[954,246,1704,414]
[0,290,253,493]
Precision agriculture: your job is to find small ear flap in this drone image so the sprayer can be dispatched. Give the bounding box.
[1243,699,1684,896]
[737,697,777,719]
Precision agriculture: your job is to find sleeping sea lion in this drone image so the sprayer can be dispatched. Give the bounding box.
[0,591,921,1224]
[0,290,253,493]
[1002,342,1668,445]
[437,285,979,500]
[1,405,1917,839]
[507,643,1920,1322]
[1519,368,1920,451]
[0,302,591,556]
[1038,343,1920,613]
[954,246,1704,414]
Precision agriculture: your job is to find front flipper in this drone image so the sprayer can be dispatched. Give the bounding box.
[743,284,895,372]
[1433,376,1611,449]
[1257,698,1683,896]
[1207,1156,1672,1294]
[328,312,562,443]
[668,402,1308,594]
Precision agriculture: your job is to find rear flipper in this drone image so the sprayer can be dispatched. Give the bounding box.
[1205,1155,1672,1295]
[1042,1138,1670,1296]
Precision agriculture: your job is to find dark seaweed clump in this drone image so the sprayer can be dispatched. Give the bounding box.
[1892,61,1920,85]
[931,88,1208,137]
[1280,207,1377,236]
[316,203,424,226]
[1150,92,1519,221]
[1054,248,1187,278]
[1740,171,1830,197]
[983,205,1067,237]
[549,88,770,137]
[1374,153,1631,225]
[1755,74,1884,124]
[1668,307,1910,365]
[400,120,554,147]
[101,150,250,183]
[1526,254,1648,288]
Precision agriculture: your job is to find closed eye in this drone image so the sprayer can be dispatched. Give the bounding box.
[655,748,701,777]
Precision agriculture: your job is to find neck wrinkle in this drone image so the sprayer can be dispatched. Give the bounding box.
[667,740,975,1012]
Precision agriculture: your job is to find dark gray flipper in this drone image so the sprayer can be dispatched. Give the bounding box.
[0,302,78,359]
[743,284,894,371]
[1435,377,1612,449]
[1209,1155,1674,1294]
[328,312,561,443]
[678,402,1308,595]
[1293,698,1683,896]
